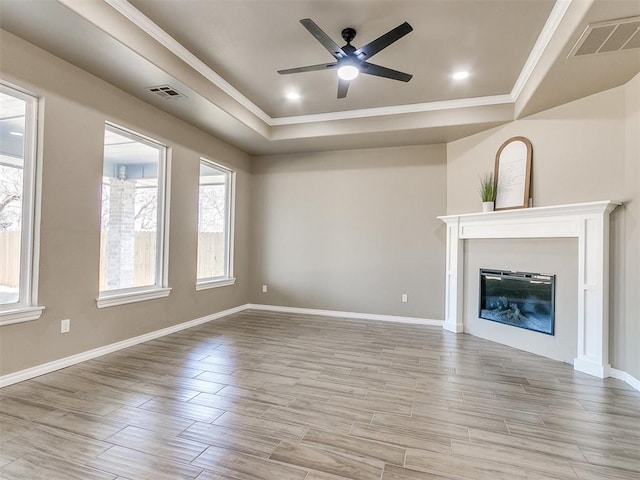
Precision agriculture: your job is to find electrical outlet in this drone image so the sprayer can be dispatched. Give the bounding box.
[262,284,268,293]
[60,319,70,333]
[401,294,408,303]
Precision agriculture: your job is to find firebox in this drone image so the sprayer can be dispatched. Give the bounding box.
[479,269,555,335]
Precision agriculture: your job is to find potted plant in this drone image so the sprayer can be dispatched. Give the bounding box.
[479,173,496,212]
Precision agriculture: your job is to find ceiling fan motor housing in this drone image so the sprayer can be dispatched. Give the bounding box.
[341,27,356,44]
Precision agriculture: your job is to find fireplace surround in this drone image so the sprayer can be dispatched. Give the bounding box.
[438,201,620,378]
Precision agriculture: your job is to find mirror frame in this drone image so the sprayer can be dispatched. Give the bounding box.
[493,136,533,210]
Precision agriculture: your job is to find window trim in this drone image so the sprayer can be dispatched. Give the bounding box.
[195,278,236,291]
[96,286,171,309]
[195,158,235,289]
[0,82,43,326]
[96,122,171,308]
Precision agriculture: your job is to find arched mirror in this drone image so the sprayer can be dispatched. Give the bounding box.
[494,136,532,210]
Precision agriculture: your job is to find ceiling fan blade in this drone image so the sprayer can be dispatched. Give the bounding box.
[300,18,347,59]
[361,62,412,82]
[278,63,337,75]
[354,22,413,60]
[337,78,350,98]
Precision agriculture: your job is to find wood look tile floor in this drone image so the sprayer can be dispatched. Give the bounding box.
[1,310,639,479]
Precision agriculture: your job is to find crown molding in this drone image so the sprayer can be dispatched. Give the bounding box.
[270,94,515,126]
[104,0,568,129]
[511,0,572,101]
[104,0,272,124]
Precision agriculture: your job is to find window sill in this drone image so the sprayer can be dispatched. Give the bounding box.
[96,287,172,309]
[0,306,45,326]
[196,278,236,291]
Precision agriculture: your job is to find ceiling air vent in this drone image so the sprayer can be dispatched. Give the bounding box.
[569,16,640,57]
[147,85,186,100]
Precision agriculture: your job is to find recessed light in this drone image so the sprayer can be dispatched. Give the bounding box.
[285,91,301,101]
[9,131,24,136]
[452,71,470,80]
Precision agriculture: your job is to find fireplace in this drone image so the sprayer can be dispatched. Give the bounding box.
[438,201,620,378]
[479,269,555,335]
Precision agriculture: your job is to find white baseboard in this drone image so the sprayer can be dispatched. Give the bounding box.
[10,301,635,393]
[246,303,443,326]
[0,304,247,388]
[0,303,440,388]
[610,368,640,392]
[573,358,610,379]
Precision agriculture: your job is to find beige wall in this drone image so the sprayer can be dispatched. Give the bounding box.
[249,145,447,320]
[0,31,251,375]
[615,72,640,378]
[447,75,640,377]
[447,86,626,213]
[1,29,637,382]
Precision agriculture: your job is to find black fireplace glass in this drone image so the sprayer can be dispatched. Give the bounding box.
[479,269,555,335]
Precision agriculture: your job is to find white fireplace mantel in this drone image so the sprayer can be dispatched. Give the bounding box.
[438,201,621,378]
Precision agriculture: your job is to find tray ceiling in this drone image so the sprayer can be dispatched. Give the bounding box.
[0,0,638,155]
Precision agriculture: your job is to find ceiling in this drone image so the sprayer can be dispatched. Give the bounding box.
[127,0,554,117]
[0,0,639,156]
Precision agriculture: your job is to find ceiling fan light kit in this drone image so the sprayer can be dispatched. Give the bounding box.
[278,18,413,98]
[337,63,359,80]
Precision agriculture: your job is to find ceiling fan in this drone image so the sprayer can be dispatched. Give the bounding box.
[278,18,414,99]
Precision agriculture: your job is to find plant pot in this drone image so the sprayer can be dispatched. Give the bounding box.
[482,201,494,213]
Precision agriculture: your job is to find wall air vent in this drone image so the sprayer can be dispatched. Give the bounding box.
[568,16,640,57]
[147,85,187,100]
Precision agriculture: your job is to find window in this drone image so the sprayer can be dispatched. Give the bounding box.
[196,159,235,289]
[97,124,170,307]
[0,83,43,325]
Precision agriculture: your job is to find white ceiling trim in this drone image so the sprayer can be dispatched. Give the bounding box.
[104,0,272,124]
[104,0,567,129]
[269,95,515,126]
[511,0,572,101]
